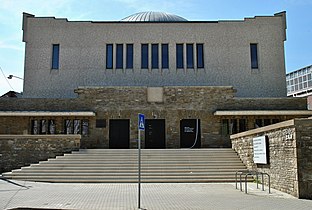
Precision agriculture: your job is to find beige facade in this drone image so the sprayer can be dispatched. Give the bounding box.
[1,11,310,149]
[22,12,287,98]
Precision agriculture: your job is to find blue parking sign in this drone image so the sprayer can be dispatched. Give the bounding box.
[138,114,145,130]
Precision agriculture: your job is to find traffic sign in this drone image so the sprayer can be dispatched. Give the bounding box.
[137,113,145,209]
[138,113,145,130]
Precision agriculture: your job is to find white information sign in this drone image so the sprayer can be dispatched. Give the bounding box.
[253,136,268,164]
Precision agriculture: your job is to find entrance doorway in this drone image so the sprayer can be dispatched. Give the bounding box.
[109,119,130,149]
[145,119,166,149]
[180,119,201,148]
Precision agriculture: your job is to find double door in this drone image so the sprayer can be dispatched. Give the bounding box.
[145,119,166,149]
[180,119,201,148]
[109,119,130,149]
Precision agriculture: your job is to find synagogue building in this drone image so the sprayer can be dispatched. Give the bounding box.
[1,11,311,149]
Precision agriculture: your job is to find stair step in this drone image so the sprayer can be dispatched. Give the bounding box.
[15,168,246,173]
[2,149,249,183]
[1,178,248,183]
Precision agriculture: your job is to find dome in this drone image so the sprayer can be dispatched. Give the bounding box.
[121,11,188,22]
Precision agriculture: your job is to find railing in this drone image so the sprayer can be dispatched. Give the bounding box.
[235,170,271,194]
[0,175,29,189]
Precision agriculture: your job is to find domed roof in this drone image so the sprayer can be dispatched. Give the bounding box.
[121,11,188,22]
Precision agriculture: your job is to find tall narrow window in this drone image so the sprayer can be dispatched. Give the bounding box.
[126,44,133,69]
[176,44,183,68]
[186,44,194,68]
[264,119,271,126]
[196,44,204,68]
[52,44,60,69]
[152,44,159,69]
[116,44,123,69]
[141,44,148,69]
[239,119,247,132]
[31,120,39,135]
[73,120,81,134]
[48,120,55,134]
[161,44,169,69]
[255,119,263,128]
[230,119,238,134]
[64,119,73,134]
[82,120,89,136]
[106,44,113,69]
[221,119,229,136]
[250,44,258,69]
[40,119,46,134]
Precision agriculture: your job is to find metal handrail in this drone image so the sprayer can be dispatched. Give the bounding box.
[261,172,271,193]
[235,170,248,190]
[235,170,270,194]
[236,170,256,191]
[0,175,29,189]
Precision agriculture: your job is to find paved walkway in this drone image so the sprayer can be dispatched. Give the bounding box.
[1,180,312,210]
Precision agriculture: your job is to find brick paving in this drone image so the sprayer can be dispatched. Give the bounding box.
[1,180,312,210]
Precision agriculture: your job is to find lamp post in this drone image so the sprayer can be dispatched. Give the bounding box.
[7,75,23,80]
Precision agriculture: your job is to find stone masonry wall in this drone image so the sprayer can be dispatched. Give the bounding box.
[231,119,312,199]
[76,86,236,148]
[0,87,307,112]
[0,86,309,149]
[295,119,312,199]
[0,135,80,173]
[0,116,94,149]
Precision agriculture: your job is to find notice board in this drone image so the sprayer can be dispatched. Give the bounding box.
[253,136,269,164]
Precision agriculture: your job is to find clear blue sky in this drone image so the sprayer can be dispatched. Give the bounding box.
[0,0,311,96]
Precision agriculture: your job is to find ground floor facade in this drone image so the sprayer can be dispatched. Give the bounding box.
[0,86,311,149]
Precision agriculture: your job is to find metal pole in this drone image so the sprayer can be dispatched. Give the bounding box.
[235,172,238,189]
[240,174,243,191]
[268,174,271,194]
[262,173,264,191]
[256,172,259,189]
[138,129,141,209]
[245,174,248,194]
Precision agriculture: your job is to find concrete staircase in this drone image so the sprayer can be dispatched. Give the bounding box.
[2,149,249,183]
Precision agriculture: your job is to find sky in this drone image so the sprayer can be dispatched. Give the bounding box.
[0,0,311,96]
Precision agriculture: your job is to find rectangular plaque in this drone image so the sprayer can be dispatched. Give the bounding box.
[253,136,268,164]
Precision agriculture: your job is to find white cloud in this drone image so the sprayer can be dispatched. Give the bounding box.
[0,42,23,51]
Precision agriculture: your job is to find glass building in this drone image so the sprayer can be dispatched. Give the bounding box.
[286,64,312,97]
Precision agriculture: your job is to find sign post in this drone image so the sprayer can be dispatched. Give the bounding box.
[138,113,145,209]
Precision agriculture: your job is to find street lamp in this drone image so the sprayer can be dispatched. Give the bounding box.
[7,75,23,80]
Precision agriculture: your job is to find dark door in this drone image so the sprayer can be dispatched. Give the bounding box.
[145,119,166,149]
[180,119,201,148]
[109,119,130,149]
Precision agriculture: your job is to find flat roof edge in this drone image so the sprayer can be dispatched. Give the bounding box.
[214,110,312,116]
[0,111,95,117]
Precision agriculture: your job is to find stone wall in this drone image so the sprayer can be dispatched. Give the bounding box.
[0,86,310,149]
[0,87,307,112]
[222,97,308,111]
[0,135,80,173]
[76,86,236,148]
[231,119,312,199]
[0,116,93,149]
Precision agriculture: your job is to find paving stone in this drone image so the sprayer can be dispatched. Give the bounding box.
[1,180,312,210]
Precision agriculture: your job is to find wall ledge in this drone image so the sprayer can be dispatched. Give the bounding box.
[0,135,81,139]
[230,119,295,139]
